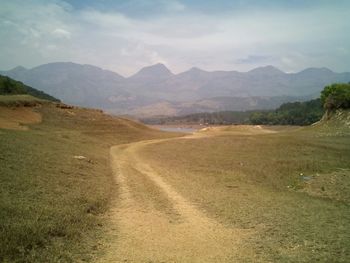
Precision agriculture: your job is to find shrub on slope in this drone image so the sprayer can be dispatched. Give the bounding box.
[0,75,59,102]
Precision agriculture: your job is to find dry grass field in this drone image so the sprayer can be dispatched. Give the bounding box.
[136,122,350,262]
[1,95,349,262]
[0,98,179,262]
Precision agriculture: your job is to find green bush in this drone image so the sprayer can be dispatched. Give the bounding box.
[321,83,350,110]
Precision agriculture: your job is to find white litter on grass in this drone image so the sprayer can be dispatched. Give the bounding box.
[74,155,86,160]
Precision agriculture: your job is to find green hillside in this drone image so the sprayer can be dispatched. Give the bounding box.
[0,75,59,102]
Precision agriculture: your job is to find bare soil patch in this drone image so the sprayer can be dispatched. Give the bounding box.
[0,106,42,130]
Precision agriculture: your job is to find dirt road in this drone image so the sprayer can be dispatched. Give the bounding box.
[100,134,251,262]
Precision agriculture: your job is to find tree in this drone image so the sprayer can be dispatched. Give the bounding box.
[321,83,350,110]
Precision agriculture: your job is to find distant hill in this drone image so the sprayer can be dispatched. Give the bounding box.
[125,64,350,101]
[122,95,313,118]
[152,84,350,126]
[145,98,324,126]
[129,63,174,81]
[2,62,350,117]
[141,110,253,125]
[0,75,59,102]
[0,62,131,108]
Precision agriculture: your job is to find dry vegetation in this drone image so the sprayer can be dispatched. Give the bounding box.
[140,123,350,262]
[0,98,179,262]
[1,93,349,262]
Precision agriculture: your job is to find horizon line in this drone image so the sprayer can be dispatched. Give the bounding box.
[2,61,349,78]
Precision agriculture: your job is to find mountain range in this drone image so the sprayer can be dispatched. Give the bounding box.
[1,62,350,117]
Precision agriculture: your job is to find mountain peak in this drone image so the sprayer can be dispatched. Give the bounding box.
[299,67,334,75]
[35,62,94,70]
[188,67,207,73]
[30,62,124,79]
[11,65,27,71]
[6,66,27,73]
[178,67,208,77]
[0,66,28,78]
[130,63,173,79]
[248,65,285,75]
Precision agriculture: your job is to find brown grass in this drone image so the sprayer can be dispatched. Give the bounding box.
[0,106,42,130]
[140,125,350,262]
[0,102,179,262]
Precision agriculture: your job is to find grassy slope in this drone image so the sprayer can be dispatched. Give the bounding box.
[0,94,46,106]
[0,102,179,262]
[141,122,350,262]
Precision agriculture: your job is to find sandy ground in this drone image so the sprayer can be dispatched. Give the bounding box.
[100,132,257,262]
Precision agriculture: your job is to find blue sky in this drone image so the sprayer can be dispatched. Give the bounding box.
[0,0,349,75]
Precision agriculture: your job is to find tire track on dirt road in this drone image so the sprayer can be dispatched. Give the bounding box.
[100,134,252,262]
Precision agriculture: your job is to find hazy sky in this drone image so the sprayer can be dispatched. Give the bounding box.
[1,0,349,76]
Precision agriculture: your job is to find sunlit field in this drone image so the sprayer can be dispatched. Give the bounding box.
[140,124,350,262]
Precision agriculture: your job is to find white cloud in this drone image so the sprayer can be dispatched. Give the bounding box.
[0,0,349,74]
[52,28,71,39]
